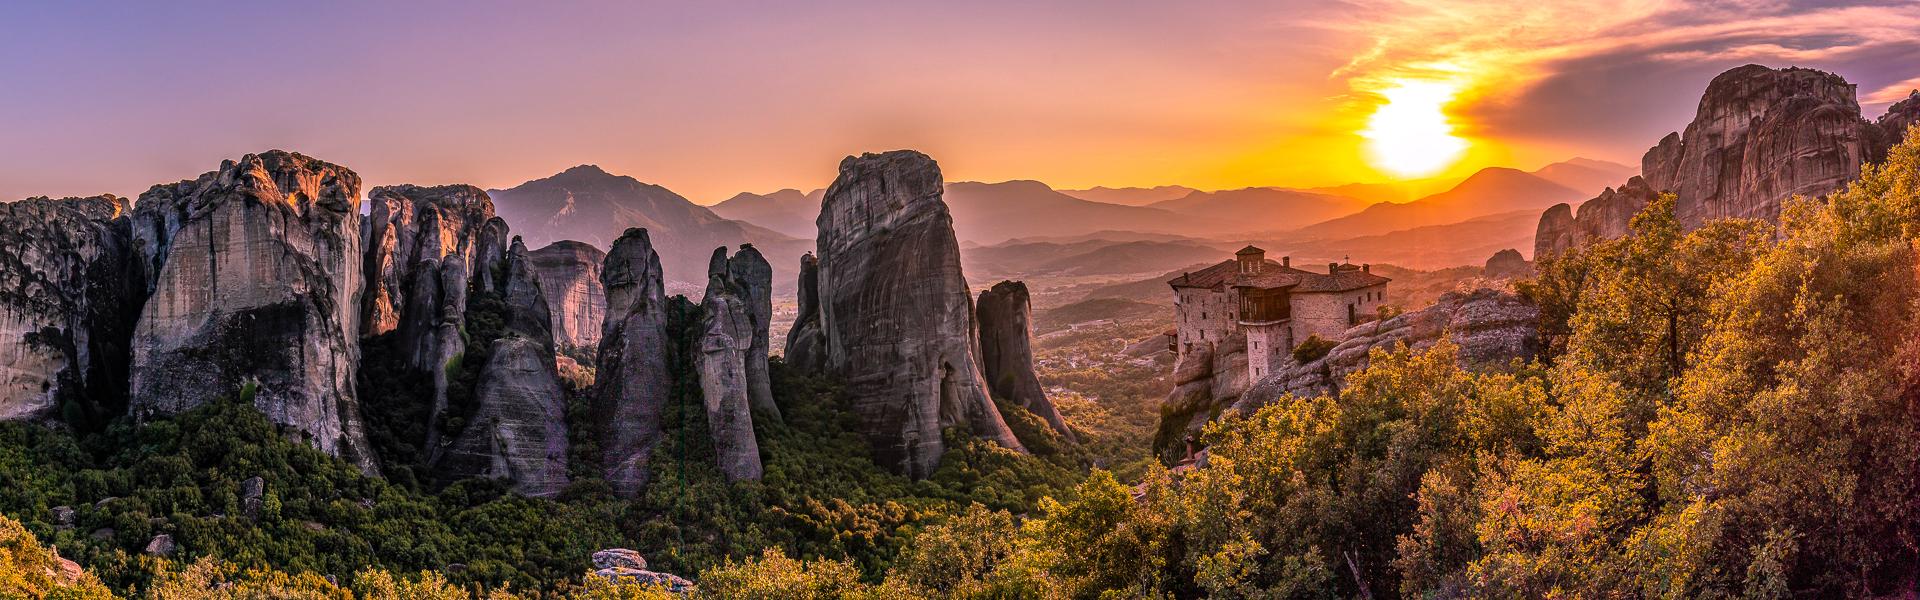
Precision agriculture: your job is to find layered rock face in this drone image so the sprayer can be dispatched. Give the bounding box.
[527,241,607,353]
[0,195,142,423]
[696,252,765,481]
[783,253,827,373]
[975,280,1074,441]
[706,246,777,418]
[1235,288,1541,409]
[812,151,1023,478]
[1156,334,1246,462]
[359,185,510,456]
[360,184,505,340]
[129,151,375,473]
[595,229,672,496]
[430,239,571,494]
[435,337,570,497]
[1536,65,1916,257]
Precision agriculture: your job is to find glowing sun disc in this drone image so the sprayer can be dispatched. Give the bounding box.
[1361,80,1468,177]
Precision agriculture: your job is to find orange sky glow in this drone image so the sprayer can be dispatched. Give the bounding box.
[1,1,1916,204]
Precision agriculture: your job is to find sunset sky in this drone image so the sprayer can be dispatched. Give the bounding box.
[3,1,1918,204]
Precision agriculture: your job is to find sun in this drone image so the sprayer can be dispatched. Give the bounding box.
[1360,80,1468,178]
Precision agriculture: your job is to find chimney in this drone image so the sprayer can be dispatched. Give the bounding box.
[1282,256,1291,268]
[1362,264,1370,273]
[1329,263,1339,275]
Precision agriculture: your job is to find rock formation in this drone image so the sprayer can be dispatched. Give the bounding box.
[975,280,1074,442]
[1156,334,1246,462]
[594,228,672,496]
[1235,288,1541,408]
[1536,65,1918,257]
[812,150,1023,478]
[359,185,512,458]
[360,184,504,339]
[430,239,571,495]
[1483,248,1531,279]
[0,195,142,424]
[705,246,777,419]
[696,251,765,481]
[129,151,376,473]
[591,548,695,593]
[434,337,570,497]
[783,252,827,373]
[527,241,607,353]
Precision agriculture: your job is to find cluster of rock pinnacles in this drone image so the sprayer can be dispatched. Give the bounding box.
[0,148,1064,500]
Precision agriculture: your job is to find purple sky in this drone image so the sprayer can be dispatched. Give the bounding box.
[2,1,1916,204]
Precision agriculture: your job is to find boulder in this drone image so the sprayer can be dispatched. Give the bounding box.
[813,151,1024,477]
[527,240,607,354]
[595,567,696,594]
[696,251,766,481]
[143,534,175,557]
[782,252,827,373]
[594,228,672,497]
[434,337,571,497]
[0,195,142,424]
[1236,288,1541,409]
[129,151,376,473]
[975,280,1074,441]
[592,548,648,570]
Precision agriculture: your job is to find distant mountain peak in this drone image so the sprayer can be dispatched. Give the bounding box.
[560,164,611,177]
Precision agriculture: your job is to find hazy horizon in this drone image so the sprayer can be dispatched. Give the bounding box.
[5,1,1917,205]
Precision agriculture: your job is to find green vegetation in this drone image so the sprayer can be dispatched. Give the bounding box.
[1291,334,1336,364]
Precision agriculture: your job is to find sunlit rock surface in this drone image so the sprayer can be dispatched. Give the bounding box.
[129,151,375,473]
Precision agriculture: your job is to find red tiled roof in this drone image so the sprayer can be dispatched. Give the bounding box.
[1169,259,1389,292]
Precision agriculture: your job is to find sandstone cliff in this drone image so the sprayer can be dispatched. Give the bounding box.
[1155,334,1246,463]
[975,280,1074,442]
[813,151,1023,478]
[361,184,503,339]
[129,151,375,473]
[1235,288,1541,409]
[1537,65,1916,257]
[595,228,672,496]
[783,252,827,373]
[697,255,765,481]
[528,241,606,354]
[0,195,142,424]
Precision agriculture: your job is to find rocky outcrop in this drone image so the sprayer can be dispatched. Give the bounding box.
[360,184,503,339]
[1483,248,1531,278]
[696,254,765,481]
[1235,288,1540,409]
[975,280,1074,442]
[702,246,777,419]
[783,253,827,373]
[528,241,606,353]
[594,229,672,496]
[813,151,1023,478]
[129,151,376,473]
[1155,334,1245,463]
[1536,65,1917,257]
[591,548,695,593]
[430,240,570,495]
[0,195,142,424]
[434,337,570,497]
